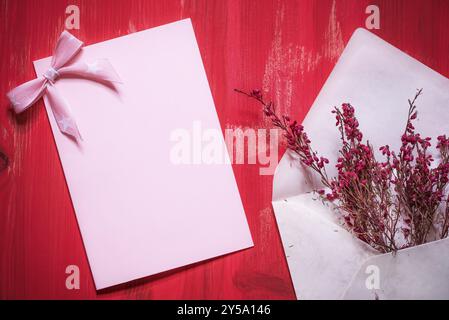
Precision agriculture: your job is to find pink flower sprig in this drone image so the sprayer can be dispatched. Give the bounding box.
[327,104,399,251]
[236,88,449,253]
[437,135,449,239]
[379,90,449,245]
[234,89,332,190]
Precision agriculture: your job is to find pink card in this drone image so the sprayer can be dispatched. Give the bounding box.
[33,19,253,290]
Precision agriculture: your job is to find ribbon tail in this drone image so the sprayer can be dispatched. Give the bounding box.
[51,31,83,70]
[46,84,82,142]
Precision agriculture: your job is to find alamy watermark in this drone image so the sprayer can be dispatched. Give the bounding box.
[65,5,80,30]
[365,264,380,290]
[365,5,380,30]
[65,265,80,290]
[169,121,279,175]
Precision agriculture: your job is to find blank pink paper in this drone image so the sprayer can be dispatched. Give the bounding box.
[33,19,253,290]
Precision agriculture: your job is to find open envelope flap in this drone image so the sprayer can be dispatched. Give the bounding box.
[342,237,449,300]
[272,28,449,299]
[273,193,378,299]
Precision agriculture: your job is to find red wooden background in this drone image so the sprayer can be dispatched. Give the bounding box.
[1,0,449,300]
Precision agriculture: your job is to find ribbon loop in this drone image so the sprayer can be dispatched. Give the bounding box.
[51,31,84,70]
[6,31,121,141]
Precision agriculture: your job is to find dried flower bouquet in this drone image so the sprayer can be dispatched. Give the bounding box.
[237,89,449,253]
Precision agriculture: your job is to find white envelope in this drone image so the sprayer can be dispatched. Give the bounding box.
[272,28,449,300]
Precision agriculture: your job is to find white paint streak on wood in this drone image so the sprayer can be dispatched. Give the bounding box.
[324,0,344,61]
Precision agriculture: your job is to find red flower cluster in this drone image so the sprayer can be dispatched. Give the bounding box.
[238,88,449,253]
[374,91,449,246]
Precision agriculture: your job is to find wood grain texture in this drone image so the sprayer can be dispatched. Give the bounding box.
[1,0,449,299]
